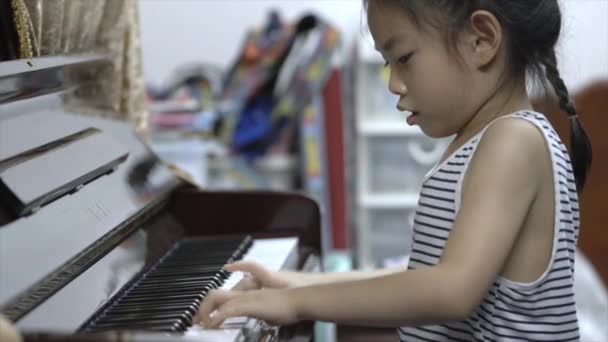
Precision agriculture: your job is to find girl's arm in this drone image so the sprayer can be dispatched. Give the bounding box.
[225,261,407,290]
[291,118,546,326]
[284,267,407,286]
[197,118,548,328]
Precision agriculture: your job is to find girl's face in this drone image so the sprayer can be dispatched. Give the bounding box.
[367,1,486,138]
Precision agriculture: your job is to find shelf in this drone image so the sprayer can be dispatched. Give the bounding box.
[357,120,423,136]
[359,193,419,208]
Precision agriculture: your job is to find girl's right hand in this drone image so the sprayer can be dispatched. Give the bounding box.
[225,261,301,290]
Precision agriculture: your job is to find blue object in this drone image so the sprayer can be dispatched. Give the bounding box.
[232,95,273,160]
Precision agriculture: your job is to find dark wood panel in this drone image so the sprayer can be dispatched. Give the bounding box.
[170,189,322,262]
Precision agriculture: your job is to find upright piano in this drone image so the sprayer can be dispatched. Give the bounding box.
[0,55,322,341]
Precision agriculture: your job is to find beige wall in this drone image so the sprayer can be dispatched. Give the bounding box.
[139,0,608,92]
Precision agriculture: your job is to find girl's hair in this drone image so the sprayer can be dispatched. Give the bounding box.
[364,0,592,191]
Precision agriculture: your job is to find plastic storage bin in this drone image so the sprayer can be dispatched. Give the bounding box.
[358,62,401,120]
[368,208,416,267]
[366,135,444,194]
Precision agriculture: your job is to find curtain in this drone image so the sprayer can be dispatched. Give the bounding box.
[10,0,147,133]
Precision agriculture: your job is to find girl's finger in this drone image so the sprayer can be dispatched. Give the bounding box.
[231,274,260,291]
[225,261,268,277]
[194,289,237,327]
[225,261,285,288]
[208,302,236,328]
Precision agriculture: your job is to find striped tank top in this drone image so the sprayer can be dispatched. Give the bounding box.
[399,111,580,341]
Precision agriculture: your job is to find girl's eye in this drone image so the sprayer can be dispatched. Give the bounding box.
[397,53,413,64]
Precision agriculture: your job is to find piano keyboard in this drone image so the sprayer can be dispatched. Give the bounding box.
[82,236,298,339]
[184,237,299,340]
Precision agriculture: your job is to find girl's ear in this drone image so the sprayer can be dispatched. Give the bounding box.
[465,10,503,69]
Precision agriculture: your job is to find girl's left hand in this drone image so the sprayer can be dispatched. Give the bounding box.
[193,288,300,329]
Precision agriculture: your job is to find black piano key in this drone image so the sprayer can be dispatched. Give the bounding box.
[132,282,215,292]
[139,278,221,290]
[91,320,185,332]
[129,289,209,298]
[131,282,216,291]
[88,325,179,333]
[139,275,220,283]
[155,265,225,272]
[148,269,229,280]
[139,275,223,285]
[158,259,232,267]
[125,287,207,298]
[119,292,206,302]
[82,236,254,334]
[141,275,223,284]
[166,254,233,261]
[134,282,217,293]
[96,311,192,325]
[96,311,193,325]
[94,317,190,329]
[109,300,200,310]
[113,297,204,309]
[143,272,223,281]
[167,249,236,257]
[132,279,218,289]
[170,247,240,255]
[152,263,229,273]
[90,320,185,331]
[112,298,202,308]
[149,267,226,276]
[141,273,226,284]
[108,300,200,310]
[173,251,236,258]
[105,304,199,316]
[138,277,215,286]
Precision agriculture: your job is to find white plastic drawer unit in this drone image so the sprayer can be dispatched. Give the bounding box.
[365,135,444,194]
[358,62,397,119]
[368,208,416,267]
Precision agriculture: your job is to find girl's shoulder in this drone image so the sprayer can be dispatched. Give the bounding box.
[476,110,561,164]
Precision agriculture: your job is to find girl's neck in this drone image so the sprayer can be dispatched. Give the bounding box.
[452,78,533,149]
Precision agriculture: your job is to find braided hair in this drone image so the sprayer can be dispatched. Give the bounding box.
[542,50,592,190]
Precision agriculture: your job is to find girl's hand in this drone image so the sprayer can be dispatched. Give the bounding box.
[193,288,299,329]
[226,261,300,291]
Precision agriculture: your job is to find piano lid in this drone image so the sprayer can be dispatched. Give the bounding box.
[0,54,108,104]
[0,56,183,320]
[0,112,130,217]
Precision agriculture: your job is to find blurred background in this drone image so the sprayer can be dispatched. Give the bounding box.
[135,1,607,339]
[0,0,605,340]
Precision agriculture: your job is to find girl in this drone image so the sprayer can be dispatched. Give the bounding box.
[195,1,592,340]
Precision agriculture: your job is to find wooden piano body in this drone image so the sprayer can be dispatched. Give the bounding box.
[0,56,322,341]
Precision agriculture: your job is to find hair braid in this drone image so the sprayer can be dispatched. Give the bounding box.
[542,51,592,191]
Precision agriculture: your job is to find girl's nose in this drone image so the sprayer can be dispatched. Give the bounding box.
[388,69,407,97]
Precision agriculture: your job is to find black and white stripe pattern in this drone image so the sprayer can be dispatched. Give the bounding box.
[399,112,580,341]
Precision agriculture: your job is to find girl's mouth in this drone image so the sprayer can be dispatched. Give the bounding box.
[406,111,419,125]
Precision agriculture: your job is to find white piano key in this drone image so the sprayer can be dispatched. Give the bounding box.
[184,237,298,341]
[220,237,299,291]
[183,325,242,341]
